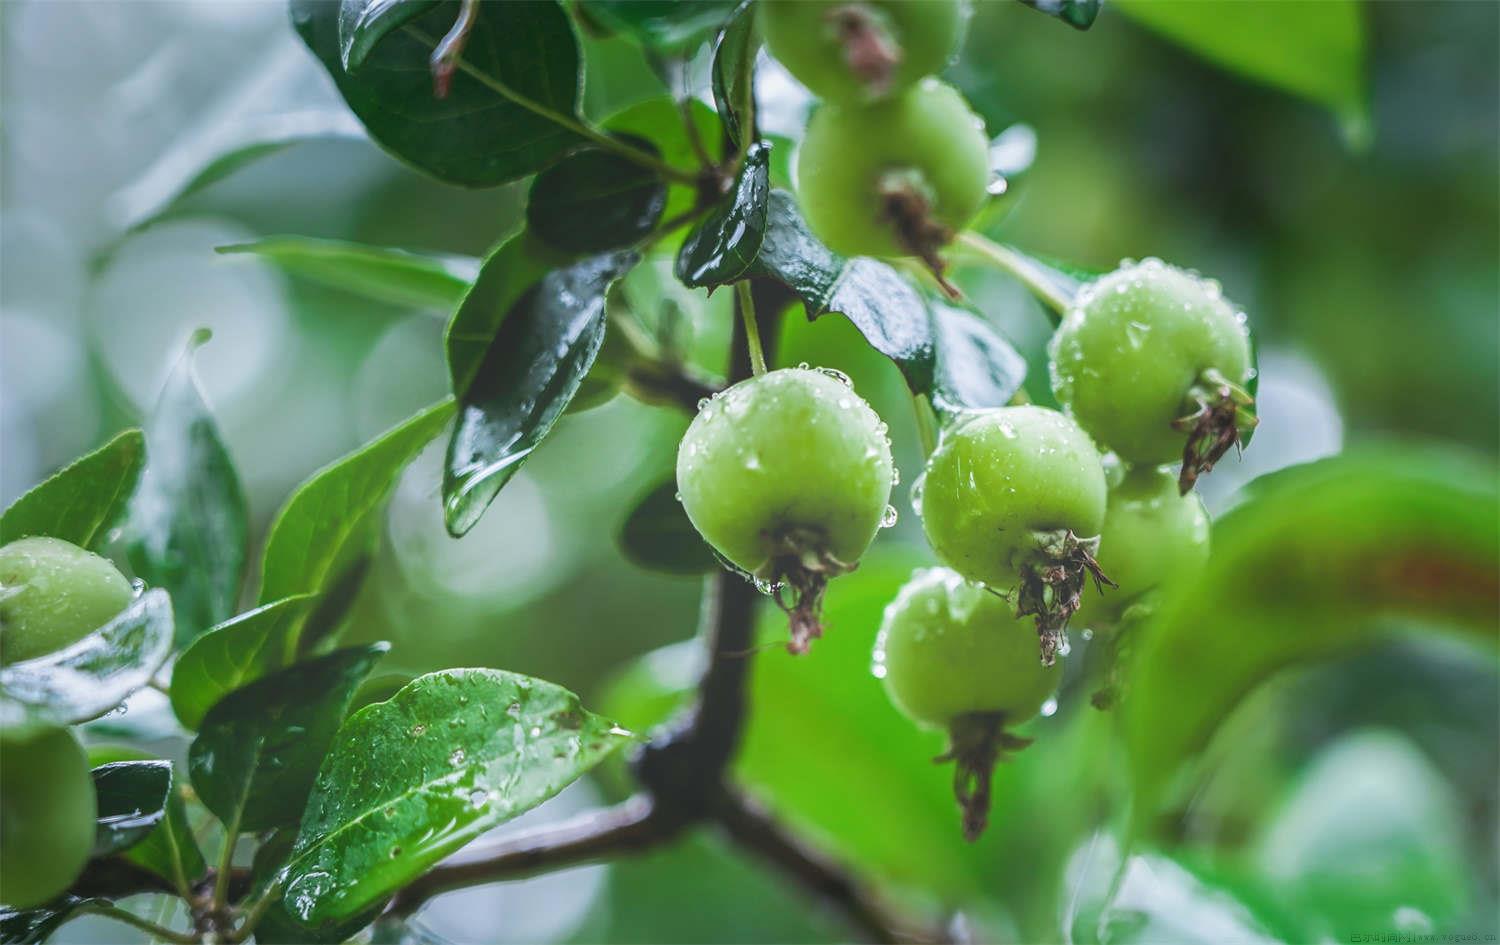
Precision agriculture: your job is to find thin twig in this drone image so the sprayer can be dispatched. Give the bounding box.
[736,280,768,376]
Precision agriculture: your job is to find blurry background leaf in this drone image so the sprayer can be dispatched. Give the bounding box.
[676,142,769,289]
[283,669,634,927]
[189,643,388,832]
[603,98,724,220]
[1018,0,1103,30]
[618,480,716,575]
[292,0,584,186]
[126,329,249,646]
[88,759,171,856]
[711,0,758,148]
[0,430,144,550]
[526,139,668,254]
[0,898,108,945]
[170,595,317,730]
[217,237,478,310]
[577,0,738,52]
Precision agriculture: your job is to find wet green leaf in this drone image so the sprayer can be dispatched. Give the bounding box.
[189,644,388,833]
[216,237,478,310]
[258,399,454,607]
[0,897,107,945]
[170,595,318,731]
[603,98,723,220]
[347,672,414,715]
[1018,0,1102,29]
[577,0,738,51]
[0,429,144,550]
[1124,448,1500,833]
[676,142,770,289]
[928,297,1028,417]
[337,0,437,70]
[0,590,173,727]
[296,555,374,659]
[89,760,171,857]
[527,139,668,254]
[293,0,583,187]
[283,668,634,927]
[752,190,934,392]
[1112,0,1368,142]
[710,0,757,148]
[619,480,716,575]
[86,744,207,887]
[443,251,636,537]
[125,331,248,646]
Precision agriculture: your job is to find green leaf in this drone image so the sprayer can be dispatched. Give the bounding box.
[444,234,552,396]
[292,0,584,187]
[1112,0,1368,141]
[296,555,374,659]
[443,251,637,537]
[189,644,388,833]
[0,897,107,945]
[1017,0,1102,30]
[337,0,438,70]
[169,595,318,731]
[125,330,249,647]
[752,190,934,392]
[603,98,723,220]
[89,760,171,857]
[0,590,173,727]
[347,672,414,715]
[618,480,716,575]
[258,399,454,606]
[1124,448,1500,834]
[0,429,145,550]
[108,110,365,232]
[526,139,668,254]
[86,744,207,888]
[675,142,770,289]
[928,297,1028,417]
[283,668,635,927]
[956,239,1092,323]
[710,0,758,148]
[577,0,738,52]
[216,237,478,310]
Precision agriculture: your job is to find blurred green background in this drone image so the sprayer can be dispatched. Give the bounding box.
[2,1,1496,942]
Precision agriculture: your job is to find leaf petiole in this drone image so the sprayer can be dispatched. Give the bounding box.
[735,281,768,376]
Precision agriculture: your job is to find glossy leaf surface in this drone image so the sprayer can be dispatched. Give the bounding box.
[217,237,478,310]
[89,760,172,857]
[170,595,318,730]
[0,430,144,550]
[676,142,770,289]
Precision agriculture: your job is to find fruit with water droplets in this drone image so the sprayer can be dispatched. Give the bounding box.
[796,79,988,259]
[1049,259,1255,487]
[0,536,134,666]
[761,0,967,105]
[676,367,894,651]
[0,726,96,908]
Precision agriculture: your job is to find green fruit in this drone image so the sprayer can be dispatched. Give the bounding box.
[0,537,134,666]
[1073,466,1210,631]
[761,0,967,105]
[796,79,989,258]
[875,567,1061,728]
[677,367,894,575]
[918,406,1107,589]
[0,726,96,908]
[1049,258,1253,465]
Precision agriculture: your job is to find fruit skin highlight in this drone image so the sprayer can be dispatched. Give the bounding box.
[796,79,989,259]
[676,367,895,651]
[1049,258,1254,473]
[0,726,97,909]
[0,536,135,666]
[761,0,967,105]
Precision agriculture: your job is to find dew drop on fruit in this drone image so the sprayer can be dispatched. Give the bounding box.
[814,366,854,387]
[469,789,488,809]
[797,361,810,370]
[1040,696,1058,718]
[1123,320,1151,350]
[909,471,925,515]
[880,505,898,528]
[890,464,901,486]
[1058,637,1072,658]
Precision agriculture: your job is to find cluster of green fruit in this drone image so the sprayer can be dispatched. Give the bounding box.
[675,1,1257,838]
[0,536,136,908]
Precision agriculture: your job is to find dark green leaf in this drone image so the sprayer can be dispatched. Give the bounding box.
[710,0,758,147]
[348,672,414,715]
[526,139,668,254]
[1112,0,1368,141]
[189,644,388,832]
[928,298,1028,417]
[338,0,439,70]
[577,0,738,51]
[675,142,770,289]
[0,897,106,945]
[0,429,144,550]
[0,590,173,726]
[619,480,716,575]
[89,760,171,857]
[258,399,454,606]
[1125,448,1500,836]
[216,238,478,310]
[126,330,248,647]
[603,98,723,219]
[296,555,373,658]
[86,744,207,887]
[109,110,365,232]
[443,251,637,537]
[170,595,318,731]
[292,0,584,187]
[752,190,934,392]
[444,234,553,396]
[283,669,634,926]
[1017,0,1102,29]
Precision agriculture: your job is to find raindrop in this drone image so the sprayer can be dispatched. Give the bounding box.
[1040,697,1059,717]
[468,789,489,809]
[880,505,898,528]
[449,748,466,766]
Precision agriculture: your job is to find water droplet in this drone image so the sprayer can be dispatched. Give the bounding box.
[469,788,489,809]
[1040,697,1059,717]
[880,505,898,528]
[529,726,542,737]
[449,748,466,766]
[410,724,427,736]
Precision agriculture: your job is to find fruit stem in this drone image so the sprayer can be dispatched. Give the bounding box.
[954,231,1075,319]
[938,713,1033,841]
[736,280,768,376]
